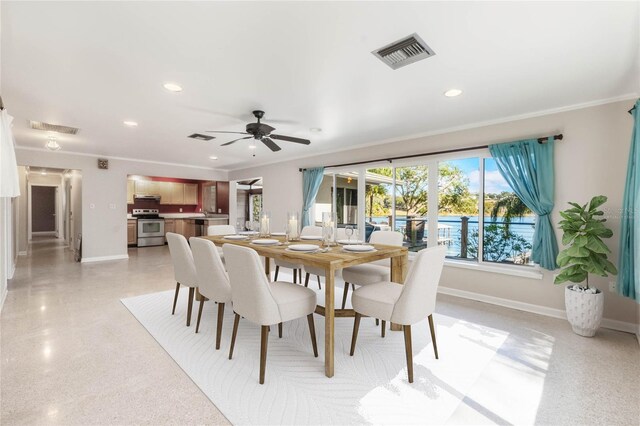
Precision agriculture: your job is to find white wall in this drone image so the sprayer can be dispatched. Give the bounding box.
[229,99,639,326]
[14,150,228,261]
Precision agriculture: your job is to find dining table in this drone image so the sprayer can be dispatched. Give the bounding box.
[202,234,409,378]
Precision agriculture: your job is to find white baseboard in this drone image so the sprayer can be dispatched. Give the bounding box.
[81,254,129,263]
[438,286,638,335]
[32,231,56,236]
[0,287,7,313]
[7,261,15,280]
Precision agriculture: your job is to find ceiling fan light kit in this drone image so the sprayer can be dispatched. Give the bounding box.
[206,110,311,153]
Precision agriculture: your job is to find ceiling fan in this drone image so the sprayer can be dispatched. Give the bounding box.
[206,110,311,152]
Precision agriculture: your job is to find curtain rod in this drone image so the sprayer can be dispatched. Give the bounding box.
[298,133,563,172]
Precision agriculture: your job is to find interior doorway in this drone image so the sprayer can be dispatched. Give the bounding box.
[31,186,57,236]
[234,178,262,230]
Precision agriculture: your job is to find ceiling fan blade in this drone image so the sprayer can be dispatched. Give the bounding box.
[221,136,252,146]
[270,134,311,145]
[206,130,250,135]
[261,137,281,152]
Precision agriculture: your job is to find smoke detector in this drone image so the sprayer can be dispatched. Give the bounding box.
[372,33,435,70]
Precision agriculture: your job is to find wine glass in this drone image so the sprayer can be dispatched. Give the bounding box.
[245,220,252,232]
[345,225,354,242]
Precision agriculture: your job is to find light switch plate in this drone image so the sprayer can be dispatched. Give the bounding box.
[109,203,116,209]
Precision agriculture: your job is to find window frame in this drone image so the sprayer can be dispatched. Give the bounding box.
[315,149,542,278]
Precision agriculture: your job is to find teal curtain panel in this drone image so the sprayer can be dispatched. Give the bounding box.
[301,167,325,227]
[617,99,640,301]
[489,138,559,270]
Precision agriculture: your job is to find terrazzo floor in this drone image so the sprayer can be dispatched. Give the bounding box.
[2,237,638,425]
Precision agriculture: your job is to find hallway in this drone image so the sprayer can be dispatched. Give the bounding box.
[1,241,228,424]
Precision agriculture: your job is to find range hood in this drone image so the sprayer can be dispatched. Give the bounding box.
[134,194,161,200]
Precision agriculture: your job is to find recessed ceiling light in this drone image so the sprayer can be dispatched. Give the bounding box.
[41,170,47,175]
[123,120,138,127]
[45,136,61,151]
[444,89,463,97]
[163,82,183,92]
[209,156,218,160]
[310,128,322,133]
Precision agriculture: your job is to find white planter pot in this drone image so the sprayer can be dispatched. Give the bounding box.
[564,285,604,337]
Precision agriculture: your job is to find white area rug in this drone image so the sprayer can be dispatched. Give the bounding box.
[122,279,508,425]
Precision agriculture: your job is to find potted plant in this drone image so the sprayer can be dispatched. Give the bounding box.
[554,195,618,337]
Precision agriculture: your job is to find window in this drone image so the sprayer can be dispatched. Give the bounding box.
[311,151,536,268]
[438,158,479,261]
[481,158,534,265]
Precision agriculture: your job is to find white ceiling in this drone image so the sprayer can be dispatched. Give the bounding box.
[2,2,638,171]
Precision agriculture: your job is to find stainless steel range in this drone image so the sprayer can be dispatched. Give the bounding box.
[132,209,165,247]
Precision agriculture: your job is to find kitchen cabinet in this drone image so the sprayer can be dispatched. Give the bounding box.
[216,181,229,214]
[134,180,149,195]
[158,182,172,205]
[170,182,185,205]
[127,219,137,245]
[127,180,135,204]
[184,183,198,205]
[164,219,175,239]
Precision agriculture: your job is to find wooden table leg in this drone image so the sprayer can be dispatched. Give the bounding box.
[264,257,271,280]
[390,252,408,331]
[324,266,335,377]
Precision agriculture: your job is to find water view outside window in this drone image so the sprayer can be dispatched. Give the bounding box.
[481,158,535,265]
[438,158,480,260]
[312,157,535,266]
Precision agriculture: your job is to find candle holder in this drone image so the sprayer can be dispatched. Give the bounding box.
[259,211,271,237]
[321,211,336,247]
[287,211,300,241]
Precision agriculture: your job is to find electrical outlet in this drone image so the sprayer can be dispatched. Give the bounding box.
[609,281,616,292]
[179,208,183,212]
[109,203,116,210]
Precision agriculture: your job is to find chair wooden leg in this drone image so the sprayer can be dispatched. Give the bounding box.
[195,298,205,333]
[350,313,362,356]
[403,325,414,383]
[259,325,269,384]
[428,314,439,359]
[228,313,240,360]
[304,273,310,287]
[186,287,195,326]
[381,320,386,338]
[293,268,297,284]
[307,314,318,357]
[215,303,225,350]
[278,322,283,338]
[171,283,180,314]
[274,265,279,281]
[298,269,303,283]
[341,282,350,309]
[375,318,379,326]
[317,275,322,290]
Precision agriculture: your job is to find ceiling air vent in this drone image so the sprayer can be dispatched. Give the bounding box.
[188,133,215,141]
[29,121,79,134]
[372,33,435,70]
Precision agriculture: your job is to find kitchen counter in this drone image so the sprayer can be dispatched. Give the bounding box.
[159,213,206,219]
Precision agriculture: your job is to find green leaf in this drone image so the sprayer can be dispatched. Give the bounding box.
[588,195,607,211]
[557,250,571,267]
[566,245,590,258]
[568,202,583,210]
[573,235,588,247]
[562,232,576,245]
[585,237,610,254]
[602,258,618,275]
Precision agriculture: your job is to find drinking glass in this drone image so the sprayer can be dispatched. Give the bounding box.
[345,225,354,242]
[245,221,252,232]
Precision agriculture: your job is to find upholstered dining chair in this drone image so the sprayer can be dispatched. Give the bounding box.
[166,232,198,327]
[341,230,404,320]
[207,224,236,259]
[350,245,446,383]
[189,237,232,349]
[274,225,322,286]
[223,243,318,384]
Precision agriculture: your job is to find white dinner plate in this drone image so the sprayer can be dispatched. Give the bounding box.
[223,235,248,240]
[251,239,280,246]
[288,244,320,252]
[342,244,376,252]
[300,235,323,241]
[337,239,364,245]
[270,232,286,236]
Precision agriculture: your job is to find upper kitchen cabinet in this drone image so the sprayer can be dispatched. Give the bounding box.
[169,182,185,204]
[158,182,172,205]
[134,179,149,195]
[184,183,198,205]
[127,180,135,204]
